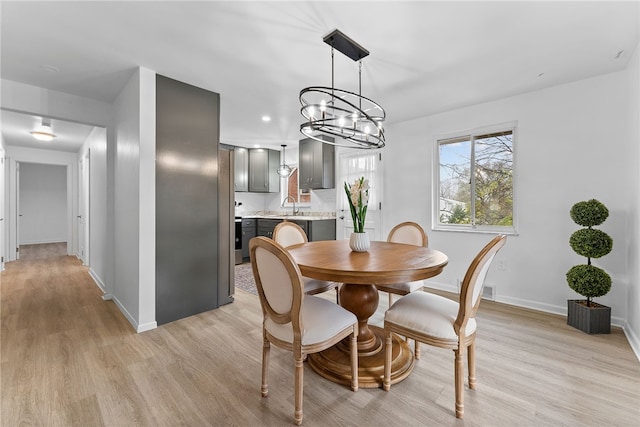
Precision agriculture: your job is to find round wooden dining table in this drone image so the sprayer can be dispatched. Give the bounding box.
[287,239,449,388]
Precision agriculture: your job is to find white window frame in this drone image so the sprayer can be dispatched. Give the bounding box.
[432,121,518,235]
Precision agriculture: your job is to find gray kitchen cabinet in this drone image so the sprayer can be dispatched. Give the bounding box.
[299,136,335,190]
[241,218,256,260]
[249,148,279,193]
[257,218,335,242]
[306,219,336,241]
[234,147,249,192]
[257,219,281,239]
[290,219,308,236]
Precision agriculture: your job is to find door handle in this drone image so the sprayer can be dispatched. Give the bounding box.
[339,216,345,220]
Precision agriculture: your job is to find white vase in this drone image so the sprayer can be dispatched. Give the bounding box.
[349,232,370,252]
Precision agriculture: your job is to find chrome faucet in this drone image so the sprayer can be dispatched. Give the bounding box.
[282,196,299,216]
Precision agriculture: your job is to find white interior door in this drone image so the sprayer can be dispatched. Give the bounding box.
[79,153,90,265]
[0,150,4,270]
[336,149,384,241]
[15,162,20,260]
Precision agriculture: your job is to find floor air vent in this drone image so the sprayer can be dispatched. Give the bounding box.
[482,285,495,301]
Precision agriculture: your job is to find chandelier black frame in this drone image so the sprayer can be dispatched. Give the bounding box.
[299,29,386,149]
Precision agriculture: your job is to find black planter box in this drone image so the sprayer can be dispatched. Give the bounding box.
[567,300,611,334]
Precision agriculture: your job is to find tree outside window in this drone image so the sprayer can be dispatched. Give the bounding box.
[436,125,515,233]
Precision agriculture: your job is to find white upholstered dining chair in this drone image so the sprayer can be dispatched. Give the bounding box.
[375,222,429,357]
[249,236,359,426]
[273,221,339,301]
[376,221,429,307]
[383,234,507,419]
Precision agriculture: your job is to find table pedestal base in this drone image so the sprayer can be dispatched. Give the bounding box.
[307,326,414,389]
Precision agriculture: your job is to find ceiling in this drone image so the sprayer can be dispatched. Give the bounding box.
[0,110,97,153]
[1,1,638,152]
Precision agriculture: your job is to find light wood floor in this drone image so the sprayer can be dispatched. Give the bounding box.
[1,251,639,426]
[18,242,67,261]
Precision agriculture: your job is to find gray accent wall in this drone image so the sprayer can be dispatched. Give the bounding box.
[155,75,221,325]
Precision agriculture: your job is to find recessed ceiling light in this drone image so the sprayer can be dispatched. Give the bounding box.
[262,115,271,122]
[40,64,60,73]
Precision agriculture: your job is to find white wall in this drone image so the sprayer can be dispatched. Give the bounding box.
[385,69,632,326]
[1,80,112,128]
[18,163,67,244]
[1,134,5,271]
[79,127,108,292]
[625,44,640,358]
[114,71,141,329]
[113,67,156,332]
[138,68,156,331]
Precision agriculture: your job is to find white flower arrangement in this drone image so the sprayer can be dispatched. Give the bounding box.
[344,176,370,233]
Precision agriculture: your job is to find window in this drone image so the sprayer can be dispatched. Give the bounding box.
[282,166,311,206]
[434,123,516,234]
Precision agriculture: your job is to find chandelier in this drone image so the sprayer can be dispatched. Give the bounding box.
[300,29,385,149]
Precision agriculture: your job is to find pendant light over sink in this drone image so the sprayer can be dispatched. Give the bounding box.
[277,144,293,178]
[300,29,386,149]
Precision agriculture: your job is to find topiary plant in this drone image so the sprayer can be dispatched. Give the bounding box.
[566,199,612,306]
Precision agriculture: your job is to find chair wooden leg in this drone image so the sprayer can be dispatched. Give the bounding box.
[294,356,304,425]
[261,335,270,397]
[454,349,464,418]
[350,329,359,392]
[388,292,393,308]
[383,330,393,391]
[414,341,421,360]
[468,341,476,389]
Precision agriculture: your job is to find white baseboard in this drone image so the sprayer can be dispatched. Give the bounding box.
[19,239,67,245]
[425,280,626,328]
[88,268,105,293]
[111,296,137,331]
[110,295,157,333]
[424,280,458,294]
[88,270,157,333]
[137,321,157,333]
[623,323,640,362]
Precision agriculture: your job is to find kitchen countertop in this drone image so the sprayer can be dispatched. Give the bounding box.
[241,215,335,221]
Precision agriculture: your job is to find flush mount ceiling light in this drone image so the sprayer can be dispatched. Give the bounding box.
[277,144,293,177]
[300,29,385,149]
[30,118,56,141]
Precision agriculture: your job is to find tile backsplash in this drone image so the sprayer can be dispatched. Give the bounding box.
[235,188,337,217]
